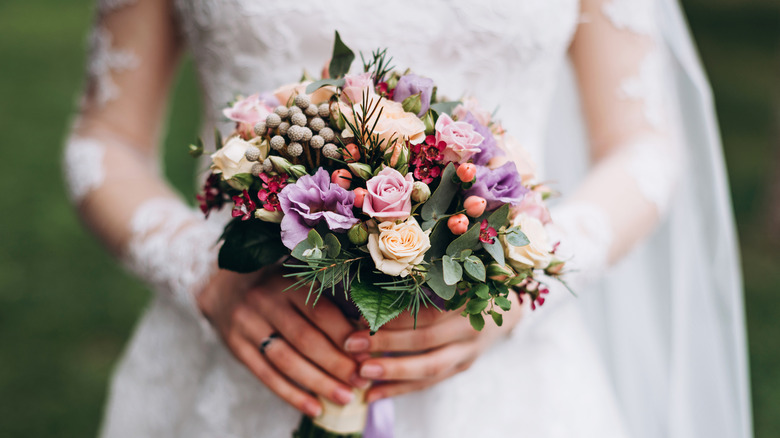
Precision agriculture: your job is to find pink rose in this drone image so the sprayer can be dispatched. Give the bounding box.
[273,81,335,106]
[341,72,376,105]
[513,191,551,225]
[436,114,484,163]
[222,94,273,138]
[452,97,492,126]
[363,167,414,222]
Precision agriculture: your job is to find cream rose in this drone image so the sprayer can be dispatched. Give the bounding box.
[504,214,553,270]
[211,137,262,180]
[368,217,431,277]
[341,97,426,148]
[274,81,335,106]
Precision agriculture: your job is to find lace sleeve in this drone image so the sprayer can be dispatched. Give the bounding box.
[63,0,221,327]
[553,0,683,284]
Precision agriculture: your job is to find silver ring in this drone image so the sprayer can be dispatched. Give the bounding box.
[259,332,280,355]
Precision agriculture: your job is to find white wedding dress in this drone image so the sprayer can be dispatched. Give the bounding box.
[63,0,752,437]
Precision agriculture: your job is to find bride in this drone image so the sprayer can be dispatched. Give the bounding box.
[63,0,752,437]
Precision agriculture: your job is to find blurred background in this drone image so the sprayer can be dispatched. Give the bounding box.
[0,0,777,436]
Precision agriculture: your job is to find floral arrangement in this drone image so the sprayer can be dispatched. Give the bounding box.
[193,32,567,436]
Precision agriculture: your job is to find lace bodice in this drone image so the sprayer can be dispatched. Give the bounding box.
[173,0,580,162]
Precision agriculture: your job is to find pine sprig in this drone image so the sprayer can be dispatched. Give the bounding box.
[283,256,365,305]
[375,271,440,328]
[360,48,394,84]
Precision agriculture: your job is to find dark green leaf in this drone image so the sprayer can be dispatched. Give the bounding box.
[463,256,486,282]
[218,219,287,273]
[214,128,223,149]
[465,298,488,314]
[490,310,504,326]
[328,31,355,79]
[459,249,473,259]
[482,240,505,265]
[442,255,463,286]
[469,313,485,331]
[305,78,346,95]
[430,101,461,116]
[473,283,490,300]
[505,227,530,247]
[495,295,512,311]
[306,229,324,247]
[421,163,457,224]
[350,281,407,332]
[323,233,342,258]
[401,93,422,115]
[426,260,456,300]
[487,204,510,229]
[446,221,481,256]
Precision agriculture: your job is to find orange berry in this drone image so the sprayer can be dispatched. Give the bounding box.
[456,163,477,182]
[353,187,368,209]
[464,196,487,217]
[447,214,470,235]
[331,169,352,190]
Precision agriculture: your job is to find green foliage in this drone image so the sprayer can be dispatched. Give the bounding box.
[463,256,486,282]
[350,280,408,333]
[446,221,481,256]
[469,313,485,331]
[490,310,504,326]
[228,172,254,191]
[402,93,422,114]
[305,77,346,95]
[494,295,512,312]
[430,101,461,116]
[188,137,204,158]
[328,31,355,79]
[426,260,456,299]
[482,240,505,265]
[421,163,457,229]
[360,48,394,83]
[442,255,463,285]
[465,298,488,315]
[218,219,288,273]
[505,226,530,247]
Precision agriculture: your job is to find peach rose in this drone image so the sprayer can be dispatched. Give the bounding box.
[498,134,537,184]
[211,137,263,180]
[504,214,553,270]
[274,81,335,106]
[341,97,426,148]
[368,217,431,277]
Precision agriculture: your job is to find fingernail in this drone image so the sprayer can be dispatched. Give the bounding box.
[360,364,384,379]
[303,401,322,417]
[350,373,372,389]
[366,392,383,403]
[344,337,370,353]
[333,387,354,405]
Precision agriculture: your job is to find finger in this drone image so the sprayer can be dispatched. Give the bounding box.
[344,317,477,354]
[287,291,356,351]
[358,342,476,381]
[254,297,368,388]
[364,370,464,403]
[258,334,358,406]
[228,334,323,417]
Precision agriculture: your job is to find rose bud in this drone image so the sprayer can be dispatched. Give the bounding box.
[464,195,487,217]
[353,187,368,209]
[545,260,566,275]
[447,214,469,235]
[348,162,374,180]
[331,169,352,189]
[456,163,477,183]
[343,143,361,162]
[348,222,369,245]
[487,262,515,282]
[411,181,431,203]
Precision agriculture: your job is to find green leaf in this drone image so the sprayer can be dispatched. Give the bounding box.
[214,127,223,149]
[426,260,456,300]
[306,229,324,247]
[473,283,490,300]
[487,204,510,229]
[323,233,342,258]
[463,256,486,282]
[228,173,254,191]
[505,227,530,247]
[218,219,287,273]
[328,31,355,79]
[482,240,505,265]
[490,310,504,326]
[442,255,463,286]
[188,137,204,158]
[401,93,422,115]
[430,101,461,116]
[459,249,473,259]
[465,298,488,314]
[350,281,407,333]
[421,163,457,224]
[291,239,318,262]
[446,221,481,256]
[469,313,485,331]
[495,295,512,311]
[305,78,346,95]
[426,222,452,261]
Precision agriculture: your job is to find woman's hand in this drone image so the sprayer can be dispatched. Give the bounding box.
[197,267,371,417]
[342,293,526,402]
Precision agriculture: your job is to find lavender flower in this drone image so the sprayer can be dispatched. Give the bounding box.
[393,74,434,116]
[278,168,360,249]
[464,162,528,210]
[461,111,504,166]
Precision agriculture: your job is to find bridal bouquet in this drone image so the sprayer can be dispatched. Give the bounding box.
[194,32,566,437]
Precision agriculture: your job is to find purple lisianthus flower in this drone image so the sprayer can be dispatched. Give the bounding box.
[464,162,528,210]
[393,74,435,117]
[278,168,360,249]
[461,111,504,166]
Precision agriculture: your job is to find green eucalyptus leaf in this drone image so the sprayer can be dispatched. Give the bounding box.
[306,229,324,247]
[430,101,461,116]
[426,260,456,300]
[421,163,457,223]
[323,233,342,258]
[459,249,473,259]
[425,221,453,260]
[442,255,463,286]
[487,204,510,229]
[350,281,408,333]
[495,295,512,311]
[218,219,287,273]
[482,240,505,265]
[328,31,355,79]
[305,78,346,95]
[463,256,486,282]
[469,313,485,331]
[446,222,481,256]
[490,310,504,326]
[505,227,530,247]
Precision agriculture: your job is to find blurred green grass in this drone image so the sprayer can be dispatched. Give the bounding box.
[0,0,777,436]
